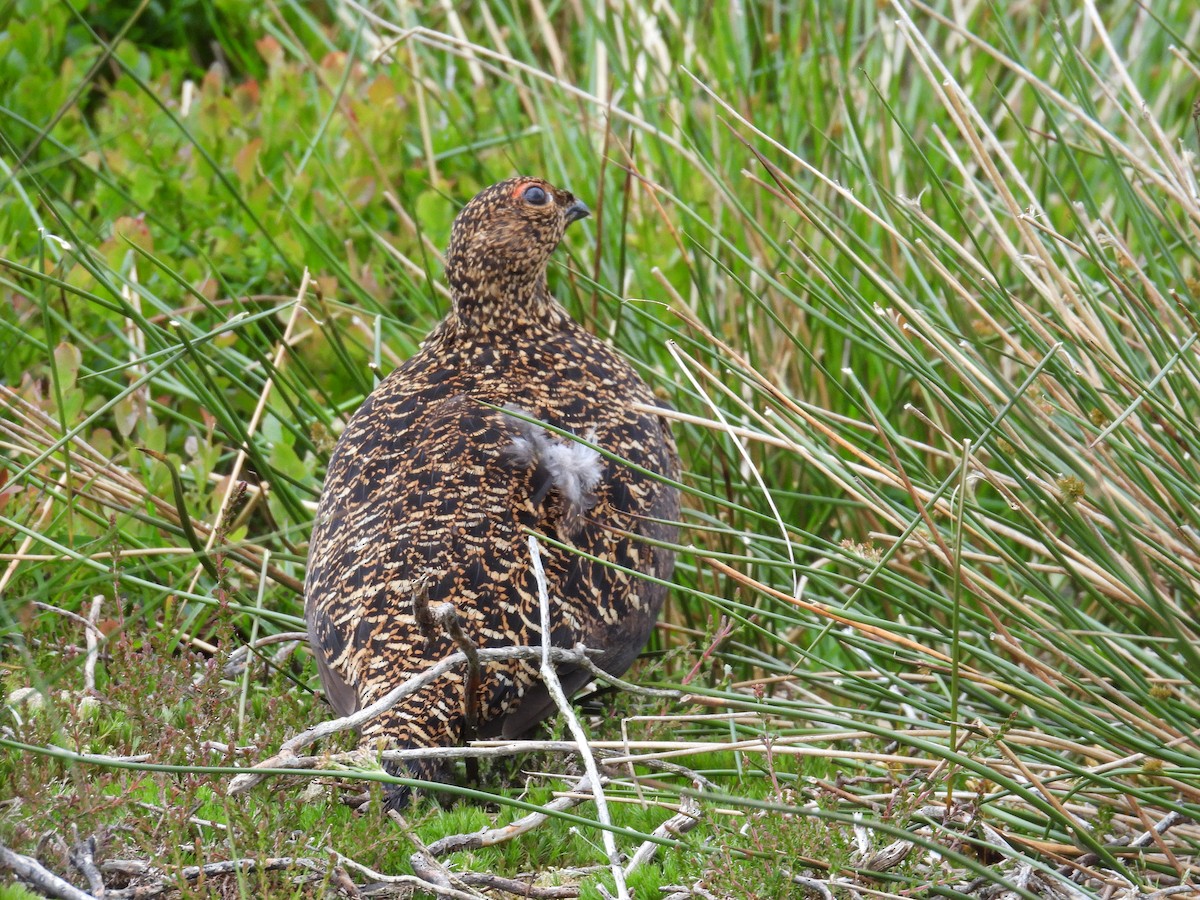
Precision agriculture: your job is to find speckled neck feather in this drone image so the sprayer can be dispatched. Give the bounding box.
[444,177,576,333]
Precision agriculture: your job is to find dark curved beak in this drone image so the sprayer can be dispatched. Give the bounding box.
[564,198,590,224]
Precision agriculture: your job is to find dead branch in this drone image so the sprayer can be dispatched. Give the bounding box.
[326,847,480,899]
[528,535,629,900]
[789,875,835,899]
[69,830,105,898]
[1,838,97,900]
[572,648,680,699]
[623,792,702,878]
[100,856,336,899]
[226,644,602,796]
[456,873,578,898]
[391,811,488,899]
[1059,809,1191,879]
[433,774,596,858]
[222,631,307,677]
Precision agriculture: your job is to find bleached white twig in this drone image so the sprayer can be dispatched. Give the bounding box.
[0,840,97,900]
[227,644,601,796]
[572,649,680,699]
[623,793,701,878]
[528,534,629,900]
[222,631,307,677]
[789,875,835,899]
[428,774,595,858]
[68,829,105,898]
[101,857,332,899]
[403,826,486,900]
[83,595,103,697]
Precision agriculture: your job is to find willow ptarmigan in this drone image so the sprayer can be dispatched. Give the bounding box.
[304,177,679,805]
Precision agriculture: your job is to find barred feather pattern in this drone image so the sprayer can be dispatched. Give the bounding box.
[304,177,679,800]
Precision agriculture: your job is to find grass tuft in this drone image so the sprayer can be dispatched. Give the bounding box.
[3,0,1199,896]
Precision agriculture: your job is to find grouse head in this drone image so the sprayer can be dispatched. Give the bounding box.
[444,177,589,317]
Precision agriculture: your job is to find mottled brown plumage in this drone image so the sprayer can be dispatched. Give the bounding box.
[304,177,679,803]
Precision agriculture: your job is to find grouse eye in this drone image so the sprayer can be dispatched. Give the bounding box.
[522,184,549,206]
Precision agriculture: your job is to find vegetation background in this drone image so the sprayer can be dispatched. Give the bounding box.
[2,0,1199,897]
